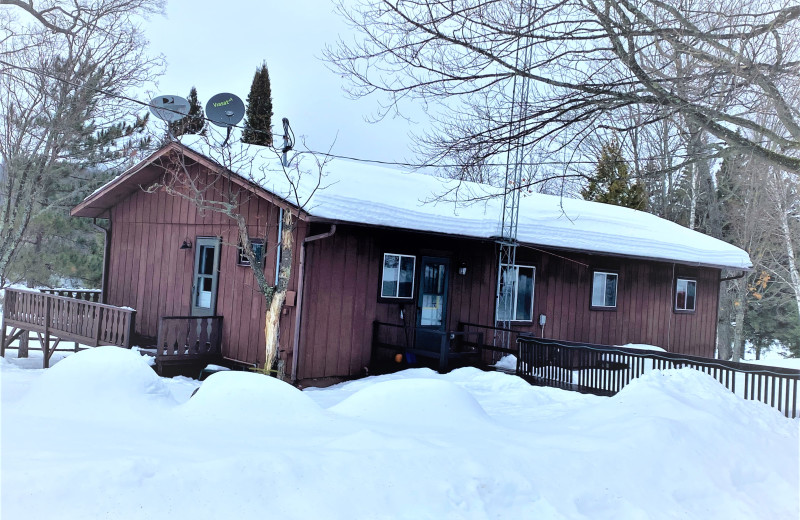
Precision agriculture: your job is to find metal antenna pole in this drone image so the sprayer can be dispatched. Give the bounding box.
[496,1,534,353]
[281,117,294,167]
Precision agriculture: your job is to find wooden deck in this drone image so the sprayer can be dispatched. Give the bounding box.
[151,315,223,376]
[1,288,136,368]
[0,289,223,376]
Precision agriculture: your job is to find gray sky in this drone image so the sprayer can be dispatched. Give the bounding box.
[145,0,421,164]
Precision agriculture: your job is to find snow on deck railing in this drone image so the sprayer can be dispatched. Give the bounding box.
[517,337,800,418]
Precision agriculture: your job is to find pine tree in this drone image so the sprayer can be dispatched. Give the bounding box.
[242,62,273,146]
[581,140,646,210]
[169,87,205,137]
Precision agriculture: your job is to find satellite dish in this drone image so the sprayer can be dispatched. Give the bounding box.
[205,93,245,128]
[149,95,190,122]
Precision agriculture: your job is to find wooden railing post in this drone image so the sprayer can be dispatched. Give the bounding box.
[438,332,449,373]
[124,311,136,349]
[94,307,103,347]
[0,299,6,358]
[43,297,51,369]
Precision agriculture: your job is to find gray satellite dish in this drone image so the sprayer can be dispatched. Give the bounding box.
[149,95,191,122]
[206,93,245,128]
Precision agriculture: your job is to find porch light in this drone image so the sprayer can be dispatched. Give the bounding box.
[180,239,192,250]
[458,262,468,276]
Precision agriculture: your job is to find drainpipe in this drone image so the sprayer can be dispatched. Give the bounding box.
[91,216,111,304]
[290,224,336,383]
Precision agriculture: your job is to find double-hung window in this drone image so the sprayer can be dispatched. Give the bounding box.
[381,253,415,299]
[592,271,618,308]
[675,278,696,312]
[497,264,535,321]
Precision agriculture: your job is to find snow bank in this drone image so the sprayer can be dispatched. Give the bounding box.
[16,346,173,417]
[330,377,489,427]
[180,371,323,423]
[2,360,797,519]
[617,342,666,352]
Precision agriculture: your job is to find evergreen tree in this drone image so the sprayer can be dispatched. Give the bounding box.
[169,87,205,137]
[242,62,274,146]
[744,275,800,359]
[581,140,646,210]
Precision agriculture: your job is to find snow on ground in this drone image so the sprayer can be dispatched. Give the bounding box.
[1,347,797,520]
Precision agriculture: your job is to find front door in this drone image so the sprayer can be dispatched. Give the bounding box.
[191,237,221,316]
[416,257,450,352]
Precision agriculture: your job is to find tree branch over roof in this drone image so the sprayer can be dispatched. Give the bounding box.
[326,0,800,173]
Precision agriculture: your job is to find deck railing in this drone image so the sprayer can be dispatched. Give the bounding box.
[518,337,800,418]
[39,288,102,303]
[1,288,135,367]
[154,316,222,375]
[371,321,483,372]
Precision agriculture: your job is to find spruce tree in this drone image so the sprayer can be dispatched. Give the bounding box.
[169,87,205,137]
[581,140,646,210]
[242,62,274,146]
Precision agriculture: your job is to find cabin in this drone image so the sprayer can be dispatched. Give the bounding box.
[60,137,750,384]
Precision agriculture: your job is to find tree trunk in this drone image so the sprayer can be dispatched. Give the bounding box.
[777,194,800,320]
[732,279,748,361]
[262,210,295,376]
[717,282,733,360]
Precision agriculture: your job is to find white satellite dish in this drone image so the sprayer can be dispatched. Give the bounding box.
[149,95,191,122]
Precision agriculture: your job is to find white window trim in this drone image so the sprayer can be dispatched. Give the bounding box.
[675,278,697,312]
[496,264,536,322]
[381,253,416,299]
[592,271,618,308]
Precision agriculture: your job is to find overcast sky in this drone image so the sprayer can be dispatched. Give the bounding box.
[145,0,421,165]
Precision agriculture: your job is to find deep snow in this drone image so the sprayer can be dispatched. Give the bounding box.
[1,347,797,519]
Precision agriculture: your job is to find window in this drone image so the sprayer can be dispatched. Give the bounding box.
[675,278,696,312]
[381,253,415,298]
[592,271,618,308]
[238,238,264,266]
[497,264,535,321]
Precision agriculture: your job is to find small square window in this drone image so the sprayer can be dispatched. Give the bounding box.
[381,253,415,298]
[675,278,696,312]
[592,271,618,308]
[238,239,264,266]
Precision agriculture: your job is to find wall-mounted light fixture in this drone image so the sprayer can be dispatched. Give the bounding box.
[458,261,468,276]
[180,239,192,250]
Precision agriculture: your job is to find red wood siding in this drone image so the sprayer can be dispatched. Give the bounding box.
[99,162,720,381]
[297,224,720,379]
[105,164,306,368]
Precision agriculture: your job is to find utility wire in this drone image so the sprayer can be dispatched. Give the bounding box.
[0,57,739,171]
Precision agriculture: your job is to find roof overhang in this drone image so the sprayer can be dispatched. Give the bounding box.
[71,142,307,219]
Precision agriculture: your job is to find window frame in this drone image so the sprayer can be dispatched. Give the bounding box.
[590,270,619,310]
[380,253,416,300]
[237,238,265,267]
[674,278,697,313]
[496,263,536,322]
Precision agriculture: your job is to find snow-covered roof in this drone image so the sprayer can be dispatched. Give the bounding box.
[78,136,753,270]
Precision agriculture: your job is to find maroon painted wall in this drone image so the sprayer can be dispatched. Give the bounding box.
[99,162,720,382]
[297,224,721,380]
[105,164,306,368]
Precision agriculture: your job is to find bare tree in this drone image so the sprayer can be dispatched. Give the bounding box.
[326,0,800,175]
[150,134,327,376]
[0,0,162,285]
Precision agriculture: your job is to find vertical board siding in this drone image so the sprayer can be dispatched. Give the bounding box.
[297,225,721,380]
[102,163,721,381]
[105,164,300,369]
